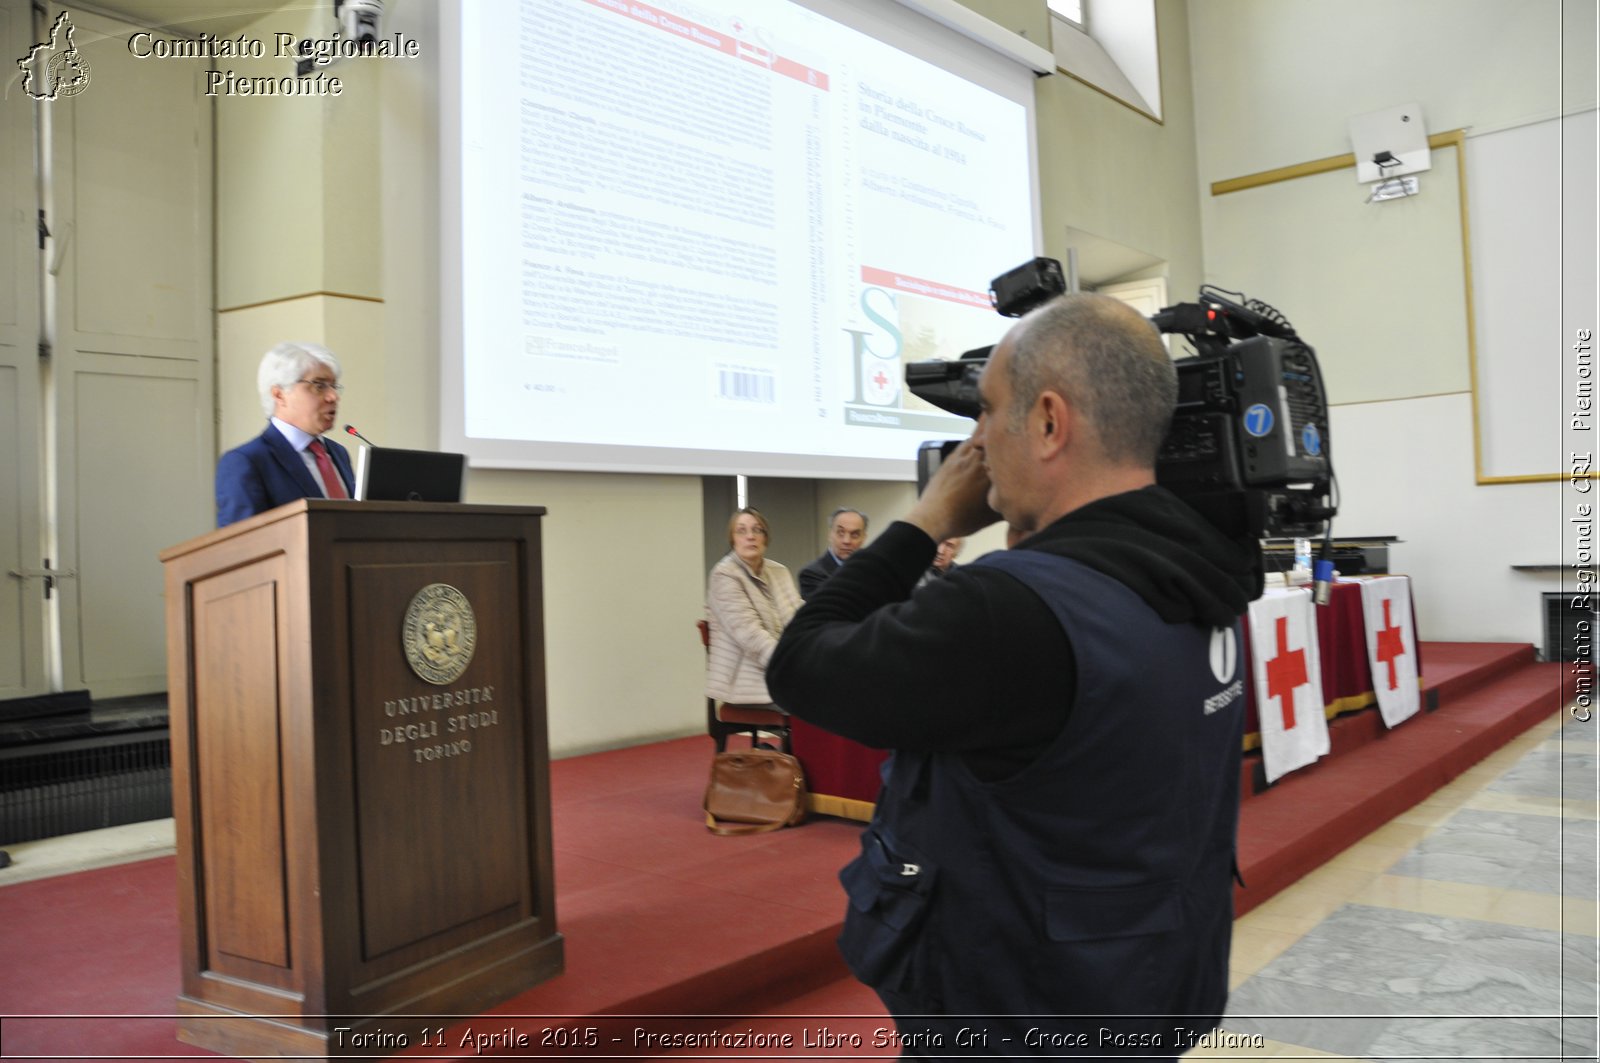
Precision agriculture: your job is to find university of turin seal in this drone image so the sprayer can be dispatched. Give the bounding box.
[402,583,477,685]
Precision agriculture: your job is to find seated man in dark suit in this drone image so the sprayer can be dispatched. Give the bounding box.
[215,341,355,527]
[798,507,868,598]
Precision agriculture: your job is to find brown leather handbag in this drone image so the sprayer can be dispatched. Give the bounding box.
[703,749,807,835]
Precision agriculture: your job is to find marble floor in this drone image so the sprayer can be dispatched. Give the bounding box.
[0,814,176,885]
[1200,711,1600,1062]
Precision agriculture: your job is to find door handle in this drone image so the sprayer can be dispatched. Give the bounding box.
[6,559,77,599]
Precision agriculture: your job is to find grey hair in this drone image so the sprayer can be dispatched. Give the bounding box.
[1004,293,1176,466]
[829,507,868,531]
[257,341,341,417]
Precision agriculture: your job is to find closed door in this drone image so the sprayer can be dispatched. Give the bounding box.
[3,0,215,699]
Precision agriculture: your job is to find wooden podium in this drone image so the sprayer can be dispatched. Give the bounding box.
[161,500,563,1058]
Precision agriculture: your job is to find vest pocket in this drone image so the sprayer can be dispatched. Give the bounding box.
[1044,879,1182,942]
[836,826,937,992]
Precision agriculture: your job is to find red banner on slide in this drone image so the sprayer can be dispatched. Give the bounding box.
[860,266,992,310]
[583,0,829,90]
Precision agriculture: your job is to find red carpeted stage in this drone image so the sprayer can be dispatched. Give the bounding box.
[0,642,1576,1061]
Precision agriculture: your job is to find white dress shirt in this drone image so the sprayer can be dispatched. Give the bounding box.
[270,417,344,498]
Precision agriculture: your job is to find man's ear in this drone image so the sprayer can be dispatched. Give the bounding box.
[1034,390,1071,458]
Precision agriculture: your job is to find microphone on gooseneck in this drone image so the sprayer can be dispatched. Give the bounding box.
[344,424,377,447]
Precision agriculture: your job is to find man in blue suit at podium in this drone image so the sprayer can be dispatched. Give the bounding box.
[216,341,356,527]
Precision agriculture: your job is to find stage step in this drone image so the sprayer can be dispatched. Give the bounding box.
[1417,641,1538,703]
[639,644,1574,1023]
[696,647,1577,1030]
[1234,652,1571,915]
[1,646,1571,1060]
[642,646,1576,1028]
[1239,642,1544,799]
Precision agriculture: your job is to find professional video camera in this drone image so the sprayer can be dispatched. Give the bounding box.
[905,258,1337,546]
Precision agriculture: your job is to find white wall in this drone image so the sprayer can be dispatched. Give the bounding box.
[75,0,1583,735]
[1187,0,1589,175]
[99,0,1590,746]
[1330,394,1563,645]
[1188,0,1597,649]
[222,0,1203,755]
[229,0,1544,757]
[468,469,708,754]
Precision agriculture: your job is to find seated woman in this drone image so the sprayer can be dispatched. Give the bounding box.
[706,507,802,715]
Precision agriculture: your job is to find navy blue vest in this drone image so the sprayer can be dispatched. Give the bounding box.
[838,550,1245,1055]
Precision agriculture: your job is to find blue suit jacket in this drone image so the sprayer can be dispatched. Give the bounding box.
[216,424,356,527]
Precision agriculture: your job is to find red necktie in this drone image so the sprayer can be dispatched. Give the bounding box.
[308,438,348,499]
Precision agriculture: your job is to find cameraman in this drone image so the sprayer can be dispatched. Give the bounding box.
[767,293,1256,1057]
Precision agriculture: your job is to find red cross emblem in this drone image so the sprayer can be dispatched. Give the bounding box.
[873,369,888,390]
[1264,615,1308,729]
[1375,598,1405,691]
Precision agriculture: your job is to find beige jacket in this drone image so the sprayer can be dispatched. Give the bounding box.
[705,552,802,705]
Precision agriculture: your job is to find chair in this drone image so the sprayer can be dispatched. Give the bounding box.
[698,619,792,753]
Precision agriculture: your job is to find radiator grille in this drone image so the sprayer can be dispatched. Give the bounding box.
[1544,591,1598,664]
[0,731,171,845]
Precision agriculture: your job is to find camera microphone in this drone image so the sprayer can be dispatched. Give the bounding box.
[1312,536,1336,606]
[344,424,376,447]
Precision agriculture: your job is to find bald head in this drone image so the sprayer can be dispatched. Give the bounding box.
[1005,293,1176,468]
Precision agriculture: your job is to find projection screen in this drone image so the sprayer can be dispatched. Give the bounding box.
[442,0,1043,479]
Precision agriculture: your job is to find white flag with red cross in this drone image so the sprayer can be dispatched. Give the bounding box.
[1359,576,1421,728]
[1250,587,1330,784]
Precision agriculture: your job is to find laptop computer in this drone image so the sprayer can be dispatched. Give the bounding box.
[353,445,467,503]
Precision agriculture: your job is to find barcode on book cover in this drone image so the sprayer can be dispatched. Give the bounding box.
[718,368,775,403]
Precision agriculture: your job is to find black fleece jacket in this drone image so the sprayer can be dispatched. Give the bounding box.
[765,485,1259,781]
